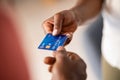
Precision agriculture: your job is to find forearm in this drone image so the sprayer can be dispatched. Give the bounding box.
[70,0,103,25]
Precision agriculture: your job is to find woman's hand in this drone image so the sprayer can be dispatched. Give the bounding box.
[42,10,78,45]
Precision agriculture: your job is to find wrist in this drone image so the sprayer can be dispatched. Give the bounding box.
[69,0,103,26]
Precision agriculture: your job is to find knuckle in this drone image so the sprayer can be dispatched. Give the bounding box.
[55,13,61,17]
[54,13,63,30]
[67,52,81,60]
[55,51,66,60]
[42,20,47,27]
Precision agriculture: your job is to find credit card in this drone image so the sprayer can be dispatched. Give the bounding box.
[38,33,67,51]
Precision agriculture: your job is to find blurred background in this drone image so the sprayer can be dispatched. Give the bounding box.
[0,0,102,80]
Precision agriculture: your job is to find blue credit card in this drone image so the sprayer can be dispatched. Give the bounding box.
[38,33,68,51]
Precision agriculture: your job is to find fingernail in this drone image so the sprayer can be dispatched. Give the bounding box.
[66,34,71,38]
[52,29,58,36]
[66,33,73,38]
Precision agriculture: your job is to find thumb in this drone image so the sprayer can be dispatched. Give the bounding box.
[52,46,66,57]
[57,46,66,51]
[53,13,63,36]
[54,46,67,62]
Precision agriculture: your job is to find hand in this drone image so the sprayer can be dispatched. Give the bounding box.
[42,10,78,45]
[44,47,87,80]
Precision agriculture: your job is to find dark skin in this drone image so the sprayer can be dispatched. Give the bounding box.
[44,47,87,80]
[43,0,103,80]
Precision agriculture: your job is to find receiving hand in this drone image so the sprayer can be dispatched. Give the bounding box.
[44,47,87,80]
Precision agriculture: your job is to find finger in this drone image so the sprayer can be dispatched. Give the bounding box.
[44,57,56,65]
[64,33,73,46]
[65,32,73,39]
[52,46,66,57]
[48,65,53,72]
[57,46,66,51]
[67,52,81,61]
[53,13,63,36]
[53,46,68,62]
[64,38,72,46]
[67,52,87,70]
[42,18,54,34]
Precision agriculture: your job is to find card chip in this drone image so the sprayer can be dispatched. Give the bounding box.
[38,33,68,51]
[45,45,51,49]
